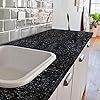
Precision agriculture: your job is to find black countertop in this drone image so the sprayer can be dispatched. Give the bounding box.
[0,29,93,100]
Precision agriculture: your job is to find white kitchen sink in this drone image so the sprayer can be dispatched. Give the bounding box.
[0,45,56,88]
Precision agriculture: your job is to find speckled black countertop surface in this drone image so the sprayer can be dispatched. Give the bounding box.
[0,29,93,100]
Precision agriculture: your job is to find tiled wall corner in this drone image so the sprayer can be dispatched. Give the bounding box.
[0,0,53,43]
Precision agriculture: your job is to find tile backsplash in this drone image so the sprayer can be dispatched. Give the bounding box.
[0,0,53,44]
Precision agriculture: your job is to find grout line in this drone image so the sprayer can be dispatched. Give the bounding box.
[9,31,11,41]
[0,19,17,21]
[0,22,52,34]
[3,0,6,8]
[0,7,52,10]
[9,9,11,19]
[15,19,17,30]
[2,20,4,32]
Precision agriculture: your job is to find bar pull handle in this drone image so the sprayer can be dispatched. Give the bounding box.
[64,73,73,86]
[79,54,85,62]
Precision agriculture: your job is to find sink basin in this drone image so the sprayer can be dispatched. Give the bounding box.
[0,45,56,88]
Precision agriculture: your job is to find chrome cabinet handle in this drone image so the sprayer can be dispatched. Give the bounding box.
[63,73,73,86]
[87,42,90,47]
[79,54,85,62]
[87,41,91,47]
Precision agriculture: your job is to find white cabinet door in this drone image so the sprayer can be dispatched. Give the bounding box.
[71,42,90,100]
[80,42,90,97]
[71,62,82,100]
[57,66,73,100]
[48,88,57,100]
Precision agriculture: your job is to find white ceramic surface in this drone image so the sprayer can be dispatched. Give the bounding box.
[0,45,56,88]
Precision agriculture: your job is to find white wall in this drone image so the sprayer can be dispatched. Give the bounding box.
[52,0,68,30]
[84,0,90,32]
[52,0,82,31]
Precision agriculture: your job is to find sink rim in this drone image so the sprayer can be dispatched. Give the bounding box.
[0,45,56,88]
